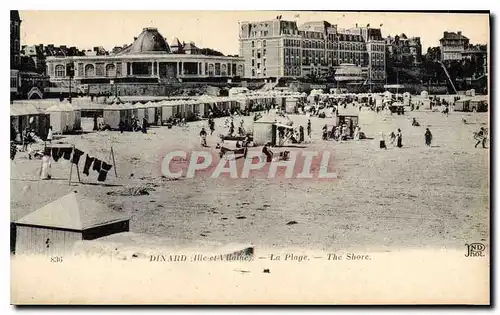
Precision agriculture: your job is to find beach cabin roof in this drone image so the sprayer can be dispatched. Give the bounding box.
[15,192,129,231]
[10,104,45,116]
[337,106,360,117]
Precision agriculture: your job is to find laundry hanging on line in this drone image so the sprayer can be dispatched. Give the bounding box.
[71,148,84,165]
[97,162,113,182]
[93,158,102,172]
[60,147,73,160]
[83,155,94,176]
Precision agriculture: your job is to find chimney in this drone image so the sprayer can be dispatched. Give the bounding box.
[458,31,462,36]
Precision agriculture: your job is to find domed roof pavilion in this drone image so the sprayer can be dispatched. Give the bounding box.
[117,27,171,55]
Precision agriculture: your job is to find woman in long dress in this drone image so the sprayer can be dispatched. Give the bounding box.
[396,128,403,148]
[353,126,360,141]
[46,126,53,143]
[40,150,52,180]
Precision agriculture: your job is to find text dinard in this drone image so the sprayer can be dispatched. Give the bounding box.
[150,254,253,262]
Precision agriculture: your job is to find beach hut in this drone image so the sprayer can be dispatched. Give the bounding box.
[122,102,136,119]
[134,102,146,122]
[285,97,299,114]
[469,96,488,112]
[143,101,156,124]
[13,191,130,256]
[45,103,81,134]
[103,103,128,129]
[160,100,177,122]
[10,104,50,140]
[454,99,470,112]
[253,120,277,146]
[421,91,429,97]
[383,91,393,99]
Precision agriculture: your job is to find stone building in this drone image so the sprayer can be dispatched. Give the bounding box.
[11,10,21,69]
[440,31,470,62]
[45,27,245,85]
[386,34,422,66]
[238,18,386,82]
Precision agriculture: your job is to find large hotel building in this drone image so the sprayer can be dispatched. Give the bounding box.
[239,18,386,82]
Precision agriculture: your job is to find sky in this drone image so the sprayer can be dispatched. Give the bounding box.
[18,11,489,55]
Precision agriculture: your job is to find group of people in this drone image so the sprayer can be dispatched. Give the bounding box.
[380,129,404,149]
[118,117,148,134]
[322,124,360,142]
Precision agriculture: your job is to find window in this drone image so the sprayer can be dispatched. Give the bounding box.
[263,49,266,56]
[114,62,121,76]
[252,41,255,48]
[55,64,65,77]
[263,40,266,47]
[257,63,261,69]
[85,64,95,77]
[252,69,255,77]
[77,63,84,77]
[106,64,116,77]
[257,51,261,59]
[252,59,255,67]
[252,50,254,57]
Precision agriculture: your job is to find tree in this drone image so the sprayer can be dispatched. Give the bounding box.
[425,46,441,62]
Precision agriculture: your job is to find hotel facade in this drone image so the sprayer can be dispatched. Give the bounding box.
[239,18,386,82]
[45,27,246,85]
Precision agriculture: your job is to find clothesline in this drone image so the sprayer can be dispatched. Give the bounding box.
[46,145,114,182]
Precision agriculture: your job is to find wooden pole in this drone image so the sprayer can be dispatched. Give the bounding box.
[68,145,75,185]
[110,146,118,177]
[75,163,82,183]
[68,158,73,185]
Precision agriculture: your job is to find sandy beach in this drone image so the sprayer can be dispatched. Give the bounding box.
[10,108,489,253]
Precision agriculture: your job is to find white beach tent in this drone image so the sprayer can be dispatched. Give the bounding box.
[134,102,146,122]
[383,91,393,98]
[160,100,177,121]
[122,102,136,119]
[45,103,80,134]
[103,103,127,129]
[143,101,156,124]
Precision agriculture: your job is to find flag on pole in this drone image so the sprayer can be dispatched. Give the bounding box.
[294,14,300,18]
[380,23,383,27]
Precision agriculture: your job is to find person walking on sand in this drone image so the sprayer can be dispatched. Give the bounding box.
[307,119,312,138]
[40,149,52,180]
[299,126,304,143]
[474,127,488,148]
[354,125,360,141]
[396,128,403,148]
[425,128,432,147]
[322,124,328,140]
[199,127,207,147]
